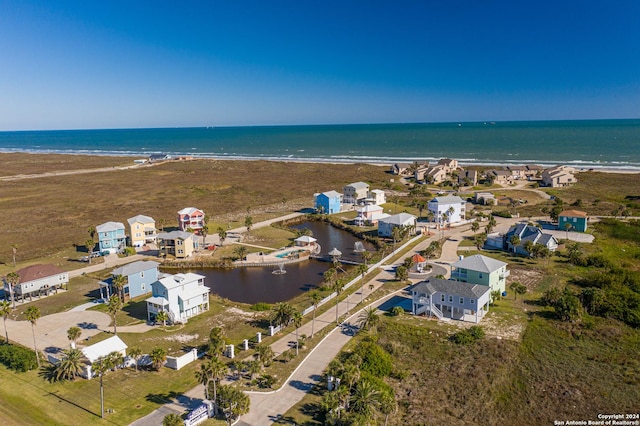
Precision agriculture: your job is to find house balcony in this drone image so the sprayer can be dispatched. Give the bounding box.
[500,270,510,280]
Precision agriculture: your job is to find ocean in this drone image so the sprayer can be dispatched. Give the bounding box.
[1,119,639,171]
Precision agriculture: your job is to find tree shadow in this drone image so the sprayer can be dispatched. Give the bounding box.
[77,322,98,330]
[288,379,314,391]
[145,390,180,405]
[248,317,271,329]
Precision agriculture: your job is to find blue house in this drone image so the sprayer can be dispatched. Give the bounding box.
[314,190,342,214]
[100,260,160,301]
[96,221,126,254]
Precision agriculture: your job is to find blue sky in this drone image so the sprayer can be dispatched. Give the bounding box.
[1,1,639,130]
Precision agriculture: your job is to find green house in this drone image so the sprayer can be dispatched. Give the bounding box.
[558,210,588,232]
[451,254,509,296]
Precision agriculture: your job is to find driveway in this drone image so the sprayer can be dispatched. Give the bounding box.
[5,310,111,356]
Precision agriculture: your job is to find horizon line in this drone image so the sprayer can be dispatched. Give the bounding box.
[2,117,640,133]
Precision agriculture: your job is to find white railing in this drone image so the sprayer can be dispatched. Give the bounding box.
[430,303,443,319]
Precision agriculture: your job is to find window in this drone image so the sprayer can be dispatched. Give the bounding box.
[178,249,184,254]
[479,273,483,279]
[470,299,475,304]
[441,294,445,302]
[460,297,464,304]
[573,217,577,223]
[142,283,145,290]
[140,271,144,278]
[449,295,453,303]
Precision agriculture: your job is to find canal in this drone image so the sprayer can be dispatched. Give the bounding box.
[185,220,376,304]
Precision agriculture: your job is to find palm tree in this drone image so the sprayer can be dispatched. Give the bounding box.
[391,226,402,252]
[357,263,368,304]
[217,227,227,246]
[112,274,127,302]
[11,244,18,267]
[196,361,214,399]
[254,343,274,368]
[292,311,303,356]
[281,197,287,215]
[217,384,250,425]
[357,307,380,334]
[471,221,480,235]
[94,354,115,418]
[202,215,210,248]
[270,302,294,330]
[379,392,397,426]
[208,326,226,358]
[157,217,166,232]
[128,346,142,371]
[332,279,345,324]
[67,326,82,349]
[0,300,11,343]
[155,310,169,327]
[163,413,183,426]
[54,348,84,381]
[106,295,122,335]
[85,239,96,265]
[309,291,322,338]
[109,350,124,371]
[150,346,167,370]
[207,357,227,406]
[509,235,521,254]
[244,215,253,235]
[5,271,19,309]
[350,379,381,422]
[25,306,41,367]
[523,240,535,257]
[247,359,261,379]
[323,267,337,290]
[234,245,248,261]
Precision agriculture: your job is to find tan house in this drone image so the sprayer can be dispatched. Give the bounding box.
[507,165,528,180]
[458,169,478,186]
[157,231,196,258]
[127,214,157,247]
[542,165,577,187]
[390,163,412,176]
[487,170,514,185]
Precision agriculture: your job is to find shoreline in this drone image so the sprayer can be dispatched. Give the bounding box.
[2,150,640,175]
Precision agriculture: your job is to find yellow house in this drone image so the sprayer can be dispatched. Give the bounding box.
[127,214,157,247]
[157,231,196,258]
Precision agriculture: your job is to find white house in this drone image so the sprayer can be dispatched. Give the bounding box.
[378,213,417,238]
[355,204,387,226]
[145,273,210,324]
[3,264,69,302]
[427,195,466,225]
[411,277,491,323]
[366,189,386,205]
[343,182,370,205]
[81,335,128,379]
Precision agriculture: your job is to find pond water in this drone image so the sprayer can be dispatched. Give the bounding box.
[182,221,376,304]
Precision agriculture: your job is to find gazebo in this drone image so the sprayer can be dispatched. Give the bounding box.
[412,253,428,273]
[294,235,317,247]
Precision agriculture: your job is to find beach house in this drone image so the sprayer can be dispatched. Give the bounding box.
[427,195,466,225]
[354,204,388,226]
[96,221,126,254]
[3,264,68,302]
[81,336,128,379]
[127,214,157,247]
[458,169,478,186]
[411,277,491,323]
[314,190,342,214]
[377,213,416,238]
[558,210,588,232]
[157,230,197,258]
[450,254,509,296]
[367,189,386,205]
[145,272,210,324]
[504,224,559,255]
[100,260,160,301]
[343,182,370,205]
[542,165,577,187]
[178,207,205,233]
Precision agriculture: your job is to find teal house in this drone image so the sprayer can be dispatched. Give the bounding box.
[451,254,509,297]
[558,210,588,232]
[96,221,126,254]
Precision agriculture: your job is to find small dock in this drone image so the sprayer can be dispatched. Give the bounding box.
[309,255,363,266]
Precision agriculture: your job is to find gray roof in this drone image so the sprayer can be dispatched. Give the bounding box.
[452,254,506,273]
[431,195,465,204]
[321,190,342,198]
[112,260,160,277]
[412,277,490,299]
[96,221,125,233]
[379,213,416,226]
[157,230,194,240]
[127,214,155,225]
[346,181,369,190]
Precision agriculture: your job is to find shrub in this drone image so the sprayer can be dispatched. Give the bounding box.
[390,306,404,317]
[451,330,475,345]
[352,341,393,377]
[0,343,38,372]
[468,325,485,339]
[492,210,512,218]
[124,247,136,256]
[250,302,272,311]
